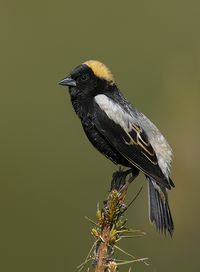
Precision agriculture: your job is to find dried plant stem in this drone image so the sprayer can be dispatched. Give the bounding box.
[95,226,110,272]
[94,169,146,272]
[79,168,148,272]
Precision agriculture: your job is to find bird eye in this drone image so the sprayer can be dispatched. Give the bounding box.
[80,74,89,82]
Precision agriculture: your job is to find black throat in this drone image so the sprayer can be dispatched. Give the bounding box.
[69,87,94,122]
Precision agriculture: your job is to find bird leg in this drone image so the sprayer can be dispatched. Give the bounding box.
[110,167,139,192]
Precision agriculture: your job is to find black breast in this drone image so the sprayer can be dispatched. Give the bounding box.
[82,121,131,166]
[70,90,131,166]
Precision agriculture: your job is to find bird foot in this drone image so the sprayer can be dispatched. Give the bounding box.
[110,168,139,191]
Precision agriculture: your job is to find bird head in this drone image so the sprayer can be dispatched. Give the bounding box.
[58,60,115,96]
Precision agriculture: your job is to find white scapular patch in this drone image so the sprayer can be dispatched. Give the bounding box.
[94,94,134,132]
[94,94,172,179]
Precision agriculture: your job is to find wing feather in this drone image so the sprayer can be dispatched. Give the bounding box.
[94,94,171,189]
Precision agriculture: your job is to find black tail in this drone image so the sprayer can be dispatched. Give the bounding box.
[147,177,174,236]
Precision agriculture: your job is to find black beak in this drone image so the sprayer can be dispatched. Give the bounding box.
[58,76,76,87]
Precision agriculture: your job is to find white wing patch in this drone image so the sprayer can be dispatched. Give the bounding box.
[94,94,172,179]
[94,94,134,132]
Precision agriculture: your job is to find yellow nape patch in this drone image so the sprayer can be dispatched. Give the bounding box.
[84,60,115,82]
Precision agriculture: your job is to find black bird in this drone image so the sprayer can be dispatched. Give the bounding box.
[59,60,174,235]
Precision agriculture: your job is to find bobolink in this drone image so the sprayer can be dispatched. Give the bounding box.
[59,60,174,236]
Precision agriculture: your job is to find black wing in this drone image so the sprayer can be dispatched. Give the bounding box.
[93,101,171,189]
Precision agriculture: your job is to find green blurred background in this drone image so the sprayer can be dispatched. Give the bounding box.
[1,0,199,271]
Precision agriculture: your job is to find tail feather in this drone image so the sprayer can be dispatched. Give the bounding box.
[147,177,174,236]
